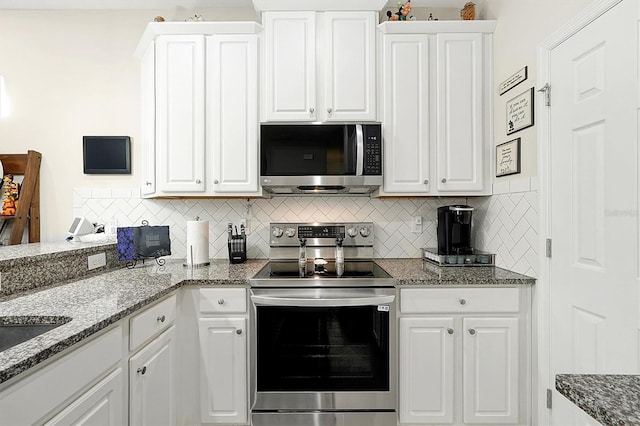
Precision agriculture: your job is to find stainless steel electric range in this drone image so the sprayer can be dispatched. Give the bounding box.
[249,222,397,426]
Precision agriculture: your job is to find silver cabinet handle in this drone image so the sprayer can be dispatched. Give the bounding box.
[137,366,147,375]
[236,329,243,335]
[218,299,225,305]
[145,181,152,186]
[309,108,315,113]
[468,328,476,335]
[327,108,332,113]
[441,178,447,183]
[447,328,454,335]
[459,299,466,305]
[214,179,219,184]
[423,180,429,185]
[196,179,202,184]
[156,315,166,323]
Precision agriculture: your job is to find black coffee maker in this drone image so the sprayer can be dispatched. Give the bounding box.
[437,205,474,255]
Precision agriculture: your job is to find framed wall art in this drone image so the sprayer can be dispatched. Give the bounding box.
[499,66,528,95]
[506,87,534,135]
[496,137,521,177]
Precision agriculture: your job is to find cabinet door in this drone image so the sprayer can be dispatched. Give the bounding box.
[44,369,124,426]
[199,317,247,424]
[140,44,156,196]
[463,317,519,424]
[207,34,259,194]
[129,325,176,426]
[381,34,432,194]
[324,11,376,122]
[155,35,206,193]
[399,317,454,424]
[435,33,485,193]
[263,12,316,121]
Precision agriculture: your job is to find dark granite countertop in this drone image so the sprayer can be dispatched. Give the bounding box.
[556,374,640,426]
[0,255,534,387]
[375,258,535,286]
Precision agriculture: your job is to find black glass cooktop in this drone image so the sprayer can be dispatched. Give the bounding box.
[251,260,393,287]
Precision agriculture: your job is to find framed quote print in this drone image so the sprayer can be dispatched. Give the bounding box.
[506,87,534,135]
[496,138,521,177]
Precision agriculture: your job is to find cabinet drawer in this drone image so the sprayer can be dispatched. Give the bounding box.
[199,288,246,313]
[130,294,176,352]
[401,287,519,313]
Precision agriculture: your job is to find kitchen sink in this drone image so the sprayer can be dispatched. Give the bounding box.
[0,316,71,352]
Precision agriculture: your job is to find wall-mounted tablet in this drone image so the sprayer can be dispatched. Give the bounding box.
[83,135,131,174]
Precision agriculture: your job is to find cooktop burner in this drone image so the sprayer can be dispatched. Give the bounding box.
[251,260,393,287]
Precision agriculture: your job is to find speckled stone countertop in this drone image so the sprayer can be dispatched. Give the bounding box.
[0,259,266,385]
[0,240,116,265]
[0,256,534,387]
[556,374,640,425]
[375,258,535,286]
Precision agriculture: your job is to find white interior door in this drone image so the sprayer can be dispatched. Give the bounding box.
[548,1,639,424]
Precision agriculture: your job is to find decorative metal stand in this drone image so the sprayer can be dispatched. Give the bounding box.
[126,254,166,269]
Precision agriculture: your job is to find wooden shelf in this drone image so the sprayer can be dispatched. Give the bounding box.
[0,150,41,245]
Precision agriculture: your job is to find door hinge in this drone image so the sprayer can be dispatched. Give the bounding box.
[546,238,552,258]
[547,388,553,409]
[538,83,551,106]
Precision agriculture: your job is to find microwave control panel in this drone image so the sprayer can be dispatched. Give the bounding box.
[364,126,382,175]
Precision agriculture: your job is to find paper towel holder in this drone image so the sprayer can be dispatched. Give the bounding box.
[183,217,211,268]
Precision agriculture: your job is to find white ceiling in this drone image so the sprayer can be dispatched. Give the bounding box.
[0,0,468,9]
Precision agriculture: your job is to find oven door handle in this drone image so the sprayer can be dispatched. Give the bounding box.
[250,294,395,307]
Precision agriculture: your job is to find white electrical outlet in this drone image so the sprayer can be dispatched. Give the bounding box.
[240,218,250,235]
[411,216,423,234]
[87,252,106,270]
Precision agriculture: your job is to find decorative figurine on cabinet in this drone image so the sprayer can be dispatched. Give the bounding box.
[461,2,476,20]
[1,174,19,216]
[387,0,415,21]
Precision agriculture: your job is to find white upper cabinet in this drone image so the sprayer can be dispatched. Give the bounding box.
[155,35,206,194]
[436,32,485,193]
[262,11,377,122]
[136,23,262,198]
[206,34,259,194]
[381,33,432,193]
[378,21,495,196]
[263,12,317,121]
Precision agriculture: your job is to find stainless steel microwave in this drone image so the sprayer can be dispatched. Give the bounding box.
[259,123,382,195]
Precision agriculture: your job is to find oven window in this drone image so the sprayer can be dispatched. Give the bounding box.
[256,305,389,392]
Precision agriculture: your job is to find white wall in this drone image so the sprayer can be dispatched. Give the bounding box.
[483,0,592,181]
[0,8,258,242]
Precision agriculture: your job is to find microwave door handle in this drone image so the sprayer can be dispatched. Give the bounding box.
[251,294,395,307]
[355,124,364,176]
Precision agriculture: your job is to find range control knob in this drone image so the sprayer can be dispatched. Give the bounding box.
[347,227,358,238]
[272,227,284,238]
[359,227,371,238]
[285,227,297,238]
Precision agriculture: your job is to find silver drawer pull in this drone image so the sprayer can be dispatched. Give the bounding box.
[459,299,466,305]
[157,315,166,323]
[218,299,225,305]
[137,366,147,375]
[447,328,454,335]
[468,328,476,335]
[236,329,243,335]
[441,178,447,183]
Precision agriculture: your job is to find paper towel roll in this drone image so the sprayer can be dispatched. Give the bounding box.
[186,220,210,266]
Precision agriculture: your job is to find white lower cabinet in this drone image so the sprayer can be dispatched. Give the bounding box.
[198,288,248,425]
[44,368,124,426]
[399,287,528,425]
[199,317,247,424]
[0,325,124,426]
[129,326,177,426]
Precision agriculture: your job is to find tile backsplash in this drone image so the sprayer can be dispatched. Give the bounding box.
[73,186,538,277]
